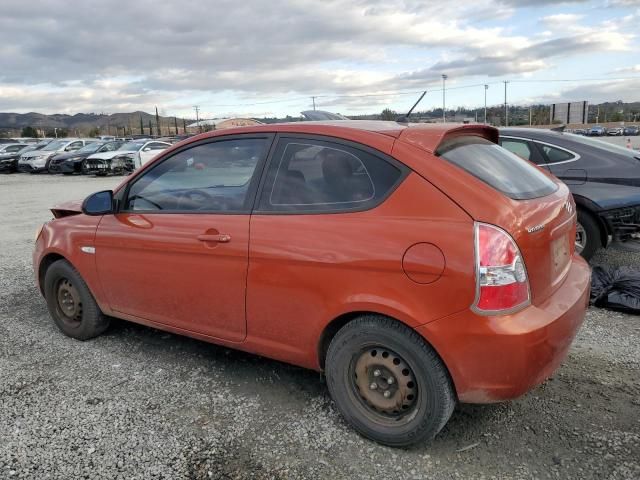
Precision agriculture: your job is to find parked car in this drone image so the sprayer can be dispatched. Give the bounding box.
[34,122,590,447]
[607,127,624,136]
[0,143,28,154]
[623,126,639,136]
[83,140,170,175]
[48,141,124,174]
[18,138,96,173]
[500,127,640,260]
[0,144,32,173]
[588,126,606,136]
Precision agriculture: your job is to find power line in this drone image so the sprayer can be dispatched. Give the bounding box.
[199,75,640,110]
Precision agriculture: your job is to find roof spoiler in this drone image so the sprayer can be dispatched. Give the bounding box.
[550,125,566,132]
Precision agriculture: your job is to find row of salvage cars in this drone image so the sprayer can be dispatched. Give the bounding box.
[4,122,640,261]
[0,137,176,176]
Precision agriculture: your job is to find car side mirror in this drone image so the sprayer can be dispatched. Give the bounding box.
[82,190,114,215]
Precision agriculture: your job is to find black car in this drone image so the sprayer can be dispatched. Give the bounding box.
[0,144,34,173]
[500,127,640,260]
[623,126,639,136]
[48,140,124,174]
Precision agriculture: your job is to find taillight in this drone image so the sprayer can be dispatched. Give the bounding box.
[473,222,530,314]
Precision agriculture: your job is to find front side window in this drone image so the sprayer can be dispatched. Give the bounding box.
[124,138,268,212]
[258,138,403,212]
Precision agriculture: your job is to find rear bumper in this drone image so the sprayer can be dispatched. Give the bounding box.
[416,255,591,403]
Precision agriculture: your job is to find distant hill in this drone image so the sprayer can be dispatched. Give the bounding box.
[0,111,195,137]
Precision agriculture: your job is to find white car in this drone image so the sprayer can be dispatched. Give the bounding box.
[83,140,171,174]
[18,138,96,173]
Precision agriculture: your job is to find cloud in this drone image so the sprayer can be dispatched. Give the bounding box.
[527,78,640,104]
[0,0,637,115]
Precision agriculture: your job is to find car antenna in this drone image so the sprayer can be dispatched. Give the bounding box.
[396,91,426,123]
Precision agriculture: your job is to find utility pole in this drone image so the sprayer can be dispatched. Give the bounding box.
[193,105,201,133]
[484,84,488,125]
[503,81,509,127]
[529,107,532,126]
[311,96,317,111]
[442,74,448,123]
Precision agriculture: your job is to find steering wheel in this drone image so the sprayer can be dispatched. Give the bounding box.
[178,189,221,210]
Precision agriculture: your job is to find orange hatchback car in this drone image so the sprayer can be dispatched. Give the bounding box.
[34,121,590,446]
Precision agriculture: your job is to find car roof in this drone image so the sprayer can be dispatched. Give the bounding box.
[183,121,498,153]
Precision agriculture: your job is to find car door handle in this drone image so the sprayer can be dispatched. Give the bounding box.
[197,233,231,243]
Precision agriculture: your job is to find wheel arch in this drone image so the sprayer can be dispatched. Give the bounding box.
[38,252,67,295]
[572,195,609,247]
[317,311,453,386]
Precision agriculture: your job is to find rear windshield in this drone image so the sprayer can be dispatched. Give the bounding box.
[437,136,558,200]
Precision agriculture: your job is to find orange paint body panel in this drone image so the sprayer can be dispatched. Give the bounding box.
[34,121,591,404]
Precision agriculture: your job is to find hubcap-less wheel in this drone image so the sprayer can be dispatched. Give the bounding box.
[575,222,586,253]
[351,347,418,424]
[56,279,82,327]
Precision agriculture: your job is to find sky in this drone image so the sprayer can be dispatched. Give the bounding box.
[0,0,638,119]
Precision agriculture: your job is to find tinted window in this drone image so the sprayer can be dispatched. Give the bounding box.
[259,139,403,212]
[501,139,532,161]
[540,144,575,163]
[125,138,268,212]
[437,136,557,200]
[147,142,168,150]
[5,145,24,152]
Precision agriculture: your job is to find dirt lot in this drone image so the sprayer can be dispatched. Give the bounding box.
[0,174,638,480]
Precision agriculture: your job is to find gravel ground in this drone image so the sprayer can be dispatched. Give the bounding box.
[0,174,638,480]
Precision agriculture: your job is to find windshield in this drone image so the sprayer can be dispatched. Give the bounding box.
[563,133,640,158]
[42,140,69,151]
[437,136,558,200]
[77,142,105,154]
[117,142,144,151]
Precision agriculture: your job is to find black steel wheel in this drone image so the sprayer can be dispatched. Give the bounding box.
[326,315,456,447]
[44,259,110,340]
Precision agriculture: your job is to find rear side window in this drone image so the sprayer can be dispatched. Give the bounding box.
[539,144,575,163]
[437,136,558,200]
[258,138,404,212]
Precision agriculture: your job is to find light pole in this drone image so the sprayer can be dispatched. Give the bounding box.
[484,84,488,125]
[193,105,201,133]
[442,74,448,123]
[503,80,509,127]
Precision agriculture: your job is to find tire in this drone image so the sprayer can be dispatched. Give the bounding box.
[576,209,601,261]
[43,259,110,340]
[326,315,456,447]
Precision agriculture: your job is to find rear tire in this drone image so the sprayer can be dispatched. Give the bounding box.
[326,315,456,447]
[576,209,601,261]
[44,259,110,340]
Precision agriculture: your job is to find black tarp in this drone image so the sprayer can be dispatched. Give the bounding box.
[590,266,640,314]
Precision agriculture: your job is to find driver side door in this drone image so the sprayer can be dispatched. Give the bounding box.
[94,135,273,342]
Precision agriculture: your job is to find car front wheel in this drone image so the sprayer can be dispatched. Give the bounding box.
[325,315,456,447]
[44,259,110,340]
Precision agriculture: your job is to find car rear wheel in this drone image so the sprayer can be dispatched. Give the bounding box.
[44,259,110,340]
[325,315,455,447]
[576,209,601,261]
